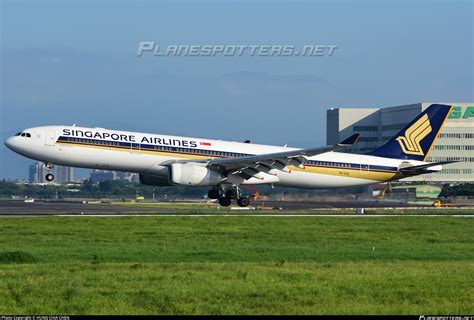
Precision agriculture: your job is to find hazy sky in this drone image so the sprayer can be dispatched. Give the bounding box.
[1,0,472,179]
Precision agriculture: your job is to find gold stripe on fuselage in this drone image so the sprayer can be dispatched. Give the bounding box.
[56,141,398,182]
[291,165,398,182]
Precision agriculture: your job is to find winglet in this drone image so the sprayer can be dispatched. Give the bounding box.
[337,133,360,146]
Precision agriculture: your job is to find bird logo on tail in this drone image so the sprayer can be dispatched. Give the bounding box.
[395,114,432,156]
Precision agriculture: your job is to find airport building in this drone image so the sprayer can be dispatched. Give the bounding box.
[327,103,474,183]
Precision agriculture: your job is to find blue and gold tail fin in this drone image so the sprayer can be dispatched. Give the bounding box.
[368,104,452,161]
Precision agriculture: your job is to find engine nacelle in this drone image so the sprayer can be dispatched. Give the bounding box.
[139,172,172,186]
[170,163,224,186]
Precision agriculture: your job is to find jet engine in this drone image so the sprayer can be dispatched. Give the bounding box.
[170,163,224,186]
[139,164,172,186]
[139,172,172,186]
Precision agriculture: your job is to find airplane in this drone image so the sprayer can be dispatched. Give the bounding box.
[4,104,456,207]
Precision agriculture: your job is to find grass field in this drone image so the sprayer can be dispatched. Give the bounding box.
[0,216,473,314]
[110,201,474,215]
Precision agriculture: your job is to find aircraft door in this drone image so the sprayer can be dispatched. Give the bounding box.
[360,157,370,175]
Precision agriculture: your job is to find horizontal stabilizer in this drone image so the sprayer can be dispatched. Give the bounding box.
[398,160,459,174]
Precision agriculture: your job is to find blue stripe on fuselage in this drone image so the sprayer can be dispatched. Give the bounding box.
[56,136,399,173]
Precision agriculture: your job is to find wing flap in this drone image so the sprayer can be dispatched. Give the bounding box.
[208,133,360,171]
[207,133,360,175]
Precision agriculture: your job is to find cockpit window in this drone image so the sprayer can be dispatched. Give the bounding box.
[18,132,32,138]
[15,132,21,136]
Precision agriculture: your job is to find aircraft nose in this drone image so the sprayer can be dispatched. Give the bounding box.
[4,136,16,151]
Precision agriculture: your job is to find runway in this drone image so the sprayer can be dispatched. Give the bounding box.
[0,199,472,217]
[47,213,474,217]
[0,199,419,214]
[1,213,473,218]
[0,199,168,215]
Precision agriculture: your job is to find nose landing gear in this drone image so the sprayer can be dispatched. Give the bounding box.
[45,163,54,182]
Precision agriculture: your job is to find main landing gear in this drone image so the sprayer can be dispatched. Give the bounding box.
[208,186,250,207]
[45,163,54,182]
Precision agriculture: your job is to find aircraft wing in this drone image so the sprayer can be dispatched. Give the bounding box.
[206,133,360,180]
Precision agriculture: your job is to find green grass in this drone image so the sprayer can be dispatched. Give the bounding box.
[109,201,474,215]
[0,216,473,314]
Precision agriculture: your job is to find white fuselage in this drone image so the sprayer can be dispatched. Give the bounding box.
[5,125,439,188]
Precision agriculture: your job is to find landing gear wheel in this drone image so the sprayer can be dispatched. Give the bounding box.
[218,197,232,207]
[45,173,54,182]
[225,189,238,200]
[237,197,250,207]
[208,189,220,200]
